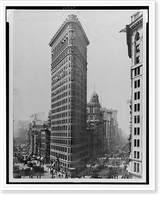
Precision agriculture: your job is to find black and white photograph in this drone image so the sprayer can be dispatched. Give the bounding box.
[0,1,156,191]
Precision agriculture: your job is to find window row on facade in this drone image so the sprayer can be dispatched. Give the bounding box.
[52,98,68,109]
[52,118,85,126]
[88,115,101,121]
[51,150,67,161]
[52,90,86,103]
[51,35,69,61]
[51,112,67,119]
[52,67,86,90]
[51,132,67,137]
[51,125,77,131]
[52,119,68,125]
[51,144,67,153]
[87,107,100,114]
[52,109,85,117]
[51,54,70,72]
[51,125,67,131]
[50,144,87,155]
[52,91,68,103]
[52,105,68,114]
[51,72,68,88]
[52,84,68,97]
[51,59,70,80]
[52,65,86,88]
[51,139,68,145]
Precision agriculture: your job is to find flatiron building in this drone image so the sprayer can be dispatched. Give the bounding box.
[49,14,90,171]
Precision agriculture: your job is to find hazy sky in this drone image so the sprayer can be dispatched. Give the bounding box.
[12,9,138,135]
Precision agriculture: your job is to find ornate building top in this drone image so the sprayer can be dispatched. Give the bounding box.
[66,14,78,21]
[90,91,99,104]
[87,91,101,107]
[49,14,89,47]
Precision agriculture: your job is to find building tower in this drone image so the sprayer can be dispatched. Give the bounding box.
[87,92,104,160]
[49,14,90,171]
[121,11,147,179]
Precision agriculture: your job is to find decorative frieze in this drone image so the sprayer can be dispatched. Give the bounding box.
[130,18,143,31]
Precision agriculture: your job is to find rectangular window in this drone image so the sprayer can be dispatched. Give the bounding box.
[137,139,140,147]
[137,127,140,135]
[134,116,136,123]
[134,92,136,100]
[138,91,140,99]
[134,80,137,88]
[134,139,136,147]
[135,79,140,88]
[134,151,136,158]
[134,163,136,172]
[134,68,137,76]
[137,115,140,123]
[134,115,140,123]
[138,67,140,75]
[134,103,140,112]
[134,127,137,135]
[138,103,140,111]
[134,91,140,100]
[134,67,140,76]
[137,163,140,173]
[137,151,140,159]
[138,79,140,87]
[134,104,136,112]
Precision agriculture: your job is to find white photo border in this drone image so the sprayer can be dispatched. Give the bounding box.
[0,1,155,191]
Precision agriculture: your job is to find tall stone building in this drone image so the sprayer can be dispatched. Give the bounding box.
[101,108,119,152]
[121,11,147,179]
[49,15,90,171]
[101,108,112,153]
[87,92,105,161]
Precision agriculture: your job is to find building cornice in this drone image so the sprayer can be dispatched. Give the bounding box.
[129,14,143,30]
[49,15,89,47]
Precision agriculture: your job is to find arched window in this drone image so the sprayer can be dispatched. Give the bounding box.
[135,31,140,41]
[134,31,141,64]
